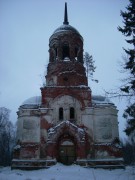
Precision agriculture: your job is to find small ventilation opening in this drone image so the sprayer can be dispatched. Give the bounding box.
[63,77,68,82]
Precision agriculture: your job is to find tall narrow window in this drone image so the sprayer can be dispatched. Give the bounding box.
[75,47,78,59]
[62,44,70,59]
[70,107,75,119]
[55,48,57,56]
[59,107,63,120]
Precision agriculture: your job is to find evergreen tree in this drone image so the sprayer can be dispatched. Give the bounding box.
[83,52,98,83]
[118,0,135,138]
[121,140,135,165]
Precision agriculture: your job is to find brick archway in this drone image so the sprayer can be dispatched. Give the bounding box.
[46,121,86,161]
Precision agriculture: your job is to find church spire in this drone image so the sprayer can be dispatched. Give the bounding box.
[63,2,69,25]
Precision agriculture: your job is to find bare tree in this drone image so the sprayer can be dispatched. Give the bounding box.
[83,52,98,83]
[0,107,15,166]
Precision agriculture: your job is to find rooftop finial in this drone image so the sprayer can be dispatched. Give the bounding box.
[63,2,69,25]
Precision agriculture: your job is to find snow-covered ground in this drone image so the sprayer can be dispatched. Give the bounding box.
[0,163,135,180]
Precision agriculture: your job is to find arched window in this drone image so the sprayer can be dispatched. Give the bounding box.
[70,107,75,119]
[75,47,78,59]
[59,107,63,120]
[55,48,57,57]
[62,43,70,59]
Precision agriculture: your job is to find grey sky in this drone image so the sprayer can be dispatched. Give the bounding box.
[0,0,129,140]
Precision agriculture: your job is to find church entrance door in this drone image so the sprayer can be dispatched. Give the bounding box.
[58,140,76,165]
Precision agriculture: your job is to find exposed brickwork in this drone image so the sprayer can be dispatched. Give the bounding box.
[19,143,40,159]
[40,117,53,130]
[12,5,124,169]
[41,86,91,109]
[95,144,123,158]
[49,31,83,62]
[45,121,89,160]
[46,61,87,86]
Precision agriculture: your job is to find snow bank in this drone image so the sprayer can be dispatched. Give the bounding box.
[0,163,134,180]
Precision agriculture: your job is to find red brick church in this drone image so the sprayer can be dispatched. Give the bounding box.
[12,3,123,169]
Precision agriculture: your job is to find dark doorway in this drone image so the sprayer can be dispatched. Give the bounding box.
[58,140,76,165]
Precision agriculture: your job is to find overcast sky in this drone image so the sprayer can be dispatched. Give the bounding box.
[0,0,129,140]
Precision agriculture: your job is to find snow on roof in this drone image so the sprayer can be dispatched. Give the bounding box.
[53,24,80,35]
[49,24,83,42]
[21,95,113,107]
[92,95,113,105]
[22,96,41,106]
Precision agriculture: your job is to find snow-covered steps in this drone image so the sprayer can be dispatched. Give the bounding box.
[76,158,125,169]
[11,159,57,170]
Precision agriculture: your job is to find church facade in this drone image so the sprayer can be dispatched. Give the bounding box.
[12,3,123,169]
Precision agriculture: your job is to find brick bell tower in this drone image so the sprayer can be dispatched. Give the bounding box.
[41,3,91,110]
[12,3,123,169]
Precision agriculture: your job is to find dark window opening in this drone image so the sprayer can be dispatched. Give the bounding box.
[62,44,70,59]
[63,77,68,82]
[70,107,75,119]
[59,107,63,120]
[55,48,57,56]
[75,47,78,59]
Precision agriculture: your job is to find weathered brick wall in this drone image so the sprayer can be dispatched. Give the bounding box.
[41,86,91,109]
[46,61,88,86]
[49,31,83,63]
